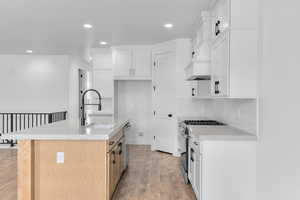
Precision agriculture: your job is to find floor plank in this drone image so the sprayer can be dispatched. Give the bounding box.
[0,145,195,200]
[113,145,196,200]
[0,149,17,200]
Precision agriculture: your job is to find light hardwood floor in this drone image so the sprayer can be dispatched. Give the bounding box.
[0,145,195,200]
[0,148,17,200]
[113,145,196,200]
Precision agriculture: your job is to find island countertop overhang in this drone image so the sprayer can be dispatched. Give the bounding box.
[1,119,130,141]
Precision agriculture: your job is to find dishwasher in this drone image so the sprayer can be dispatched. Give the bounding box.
[123,122,131,170]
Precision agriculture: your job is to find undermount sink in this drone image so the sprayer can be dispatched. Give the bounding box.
[93,124,114,129]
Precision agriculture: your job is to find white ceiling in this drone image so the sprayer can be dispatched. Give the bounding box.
[0,0,211,55]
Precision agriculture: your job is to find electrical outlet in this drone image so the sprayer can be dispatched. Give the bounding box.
[56,152,64,164]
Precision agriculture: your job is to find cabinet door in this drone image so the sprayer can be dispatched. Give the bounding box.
[194,143,202,200]
[190,81,198,97]
[92,50,113,69]
[93,69,113,98]
[113,48,132,77]
[211,0,230,39]
[108,150,115,200]
[115,139,123,183]
[211,32,229,96]
[188,144,196,186]
[133,47,152,77]
[118,137,124,174]
[112,145,119,189]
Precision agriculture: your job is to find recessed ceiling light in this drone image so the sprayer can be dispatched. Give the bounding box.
[83,24,93,29]
[26,50,33,53]
[164,23,174,28]
[100,41,108,45]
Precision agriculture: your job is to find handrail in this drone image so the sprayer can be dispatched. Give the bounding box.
[0,111,67,146]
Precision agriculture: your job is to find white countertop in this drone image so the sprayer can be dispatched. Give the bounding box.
[177,116,257,141]
[188,125,257,141]
[1,119,129,141]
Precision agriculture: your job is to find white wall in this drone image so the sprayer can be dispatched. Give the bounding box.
[0,55,69,112]
[257,0,300,200]
[116,80,152,145]
[68,55,92,123]
[0,54,91,125]
[204,99,257,134]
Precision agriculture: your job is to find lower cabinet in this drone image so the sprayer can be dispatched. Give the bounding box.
[107,130,125,200]
[188,139,202,200]
[189,138,256,200]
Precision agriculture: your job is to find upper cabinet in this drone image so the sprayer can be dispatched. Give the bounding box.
[185,11,212,81]
[93,70,113,98]
[211,31,229,97]
[112,47,132,77]
[112,46,152,80]
[133,47,152,77]
[91,48,114,98]
[92,48,113,69]
[210,0,259,98]
[188,0,259,99]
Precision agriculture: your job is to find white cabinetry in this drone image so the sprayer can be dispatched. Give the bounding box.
[92,48,113,69]
[190,139,256,200]
[210,0,259,98]
[93,70,113,98]
[90,48,114,117]
[211,31,229,96]
[112,46,152,80]
[112,47,131,77]
[188,138,202,200]
[133,47,152,77]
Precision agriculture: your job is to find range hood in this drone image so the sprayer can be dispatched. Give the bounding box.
[185,61,211,80]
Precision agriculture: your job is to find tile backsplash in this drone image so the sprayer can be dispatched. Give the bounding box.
[204,99,258,134]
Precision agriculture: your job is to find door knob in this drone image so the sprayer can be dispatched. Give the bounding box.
[168,114,173,118]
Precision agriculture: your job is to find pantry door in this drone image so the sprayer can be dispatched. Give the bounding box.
[152,51,177,154]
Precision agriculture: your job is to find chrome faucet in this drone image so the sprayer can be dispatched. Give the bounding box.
[81,89,102,126]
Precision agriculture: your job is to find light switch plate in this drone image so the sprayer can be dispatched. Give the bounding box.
[56,152,64,164]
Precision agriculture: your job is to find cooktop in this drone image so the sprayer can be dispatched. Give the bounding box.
[183,120,226,126]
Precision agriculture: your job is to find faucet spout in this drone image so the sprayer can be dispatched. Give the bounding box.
[81,89,102,126]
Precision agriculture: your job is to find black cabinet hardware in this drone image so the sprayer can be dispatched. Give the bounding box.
[215,81,220,94]
[112,151,116,164]
[215,20,221,36]
[192,88,195,96]
[168,114,173,118]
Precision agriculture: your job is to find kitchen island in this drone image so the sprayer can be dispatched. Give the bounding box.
[3,119,129,200]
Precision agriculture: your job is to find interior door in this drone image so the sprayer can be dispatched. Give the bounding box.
[152,52,177,154]
[108,150,115,200]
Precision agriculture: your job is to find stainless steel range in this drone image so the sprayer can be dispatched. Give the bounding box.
[179,120,226,184]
